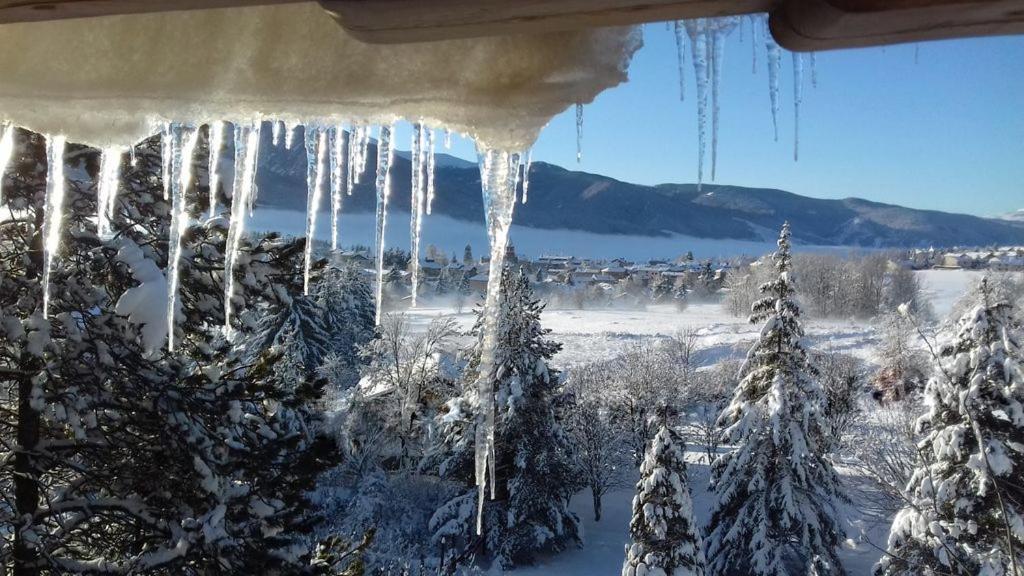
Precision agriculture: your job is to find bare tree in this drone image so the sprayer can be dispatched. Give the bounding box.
[359,314,460,469]
[563,364,629,522]
[846,400,921,512]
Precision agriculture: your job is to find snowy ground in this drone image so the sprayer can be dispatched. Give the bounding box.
[396,269,1009,575]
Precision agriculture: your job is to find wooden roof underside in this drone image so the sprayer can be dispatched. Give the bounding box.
[1,0,1022,50]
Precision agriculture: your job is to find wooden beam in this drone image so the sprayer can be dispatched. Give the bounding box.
[770,0,1024,51]
[0,0,305,24]
[0,0,1021,52]
[318,0,772,43]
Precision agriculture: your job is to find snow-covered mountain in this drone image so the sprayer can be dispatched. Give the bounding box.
[999,209,1024,223]
[253,130,1024,249]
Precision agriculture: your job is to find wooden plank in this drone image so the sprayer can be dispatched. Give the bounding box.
[0,0,305,24]
[0,0,1021,52]
[319,0,773,43]
[770,0,1024,51]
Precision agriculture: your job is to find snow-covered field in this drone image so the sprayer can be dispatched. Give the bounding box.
[396,268,1011,576]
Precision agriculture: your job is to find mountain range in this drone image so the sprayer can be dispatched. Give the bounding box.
[254,132,1024,249]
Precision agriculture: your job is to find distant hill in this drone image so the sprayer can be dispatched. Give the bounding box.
[999,209,1024,223]
[253,130,1024,249]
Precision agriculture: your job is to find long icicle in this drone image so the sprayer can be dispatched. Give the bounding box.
[810,51,819,87]
[0,124,15,205]
[709,18,739,182]
[161,123,172,200]
[710,24,721,181]
[765,25,782,142]
[303,127,329,295]
[373,125,394,325]
[673,21,687,101]
[96,147,123,239]
[793,52,803,162]
[330,126,348,250]
[473,147,521,535]
[522,149,533,204]
[223,122,261,333]
[750,14,759,74]
[685,19,709,191]
[246,124,262,217]
[207,121,226,218]
[166,125,200,351]
[356,126,371,185]
[409,124,427,308]
[575,103,584,163]
[41,135,67,318]
[425,127,437,215]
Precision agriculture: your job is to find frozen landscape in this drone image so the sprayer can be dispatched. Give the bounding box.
[0,2,1021,573]
[386,268,992,575]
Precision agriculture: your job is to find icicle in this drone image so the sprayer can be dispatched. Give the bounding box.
[685,20,709,191]
[409,124,427,308]
[330,126,348,250]
[41,134,67,318]
[129,145,137,168]
[161,123,172,200]
[473,147,521,535]
[710,18,740,182]
[750,15,759,74]
[272,120,283,147]
[166,125,200,351]
[373,124,395,325]
[223,122,261,332]
[673,21,686,101]
[792,52,803,162]
[443,128,452,149]
[284,122,297,150]
[207,121,226,218]
[575,103,584,163]
[0,124,15,205]
[96,147,123,239]
[766,30,782,142]
[350,125,371,188]
[522,150,533,204]
[425,128,437,215]
[810,51,819,87]
[914,44,920,65]
[303,127,328,295]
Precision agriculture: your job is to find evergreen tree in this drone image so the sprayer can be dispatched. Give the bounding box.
[428,267,580,569]
[0,128,338,574]
[463,244,474,267]
[252,260,375,389]
[704,223,846,576]
[876,279,1024,576]
[623,423,706,576]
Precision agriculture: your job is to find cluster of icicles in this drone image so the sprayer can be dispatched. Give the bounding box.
[672,14,811,188]
[15,119,528,536]
[579,14,814,187]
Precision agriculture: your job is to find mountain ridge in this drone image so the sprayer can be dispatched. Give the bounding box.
[253,132,1024,249]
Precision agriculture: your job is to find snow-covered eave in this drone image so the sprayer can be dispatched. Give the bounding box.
[0,2,641,151]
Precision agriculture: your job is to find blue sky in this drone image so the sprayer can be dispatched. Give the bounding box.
[439,24,1024,218]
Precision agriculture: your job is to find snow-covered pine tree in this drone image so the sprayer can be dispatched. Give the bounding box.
[428,266,581,569]
[704,222,847,576]
[622,423,706,576]
[876,278,1024,576]
[0,127,339,574]
[246,258,374,389]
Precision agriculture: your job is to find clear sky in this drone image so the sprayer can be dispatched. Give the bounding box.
[440,24,1024,218]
